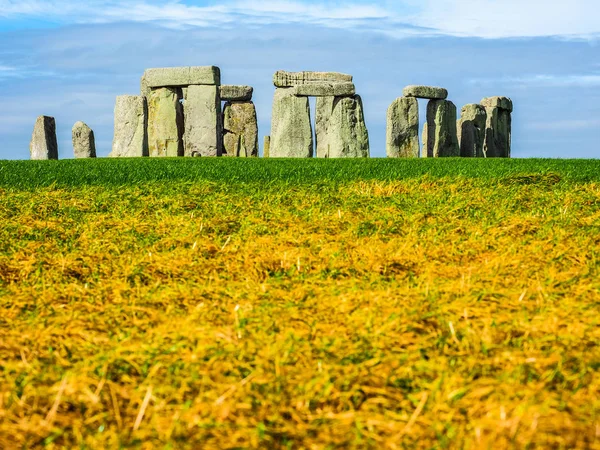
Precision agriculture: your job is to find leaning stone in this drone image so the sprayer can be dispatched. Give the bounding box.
[292,82,356,98]
[425,100,459,157]
[270,88,313,158]
[72,121,96,158]
[481,96,513,112]
[183,85,222,157]
[263,136,270,158]
[223,102,258,157]
[148,87,184,157]
[141,66,220,96]
[30,116,58,160]
[458,104,487,158]
[483,106,511,158]
[386,97,419,158]
[112,95,148,158]
[220,85,253,102]
[315,95,369,158]
[274,71,352,87]
[403,85,448,100]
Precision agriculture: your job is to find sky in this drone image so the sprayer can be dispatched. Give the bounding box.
[0,0,599,159]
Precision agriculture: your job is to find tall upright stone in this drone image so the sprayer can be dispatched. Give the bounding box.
[148,87,184,157]
[183,85,221,157]
[386,97,419,158]
[481,97,512,158]
[315,95,369,158]
[457,104,487,158]
[72,121,96,159]
[223,102,258,157]
[111,95,148,158]
[30,116,58,160]
[425,100,459,157]
[263,136,271,158]
[270,88,313,158]
[422,123,429,158]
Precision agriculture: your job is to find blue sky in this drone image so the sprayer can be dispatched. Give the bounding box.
[0,0,599,159]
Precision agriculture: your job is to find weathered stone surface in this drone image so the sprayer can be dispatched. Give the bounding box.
[223,102,258,157]
[422,122,429,158]
[386,97,419,158]
[148,87,184,157]
[141,66,220,96]
[263,136,270,158]
[315,95,369,158]
[481,96,513,112]
[425,100,459,157]
[72,121,96,158]
[30,116,58,160]
[274,71,352,87]
[184,85,222,157]
[220,85,253,102]
[291,82,356,98]
[111,95,148,158]
[270,88,313,158]
[458,104,487,158]
[483,106,511,158]
[403,85,448,100]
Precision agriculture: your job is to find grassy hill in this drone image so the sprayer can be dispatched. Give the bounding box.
[1,158,599,448]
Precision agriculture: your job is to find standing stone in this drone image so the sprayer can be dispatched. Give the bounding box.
[422,123,428,158]
[148,87,184,157]
[482,97,512,158]
[458,104,487,158]
[223,102,258,157]
[316,95,369,158]
[264,136,270,158]
[425,100,459,157]
[72,121,96,159]
[386,97,419,158]
[30,116,58,160]
[111,95,148,158]
[270,88,313,158]
[184,85,222,157]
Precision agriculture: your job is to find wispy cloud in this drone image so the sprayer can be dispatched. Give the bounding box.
[528,119,600,131]
[1,0,599,39]
[468,74,600,88]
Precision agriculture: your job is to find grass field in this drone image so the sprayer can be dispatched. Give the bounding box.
[1,158,600,449]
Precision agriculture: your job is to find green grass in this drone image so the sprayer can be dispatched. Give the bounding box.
[1,158,600,449]
[0,158,599,189]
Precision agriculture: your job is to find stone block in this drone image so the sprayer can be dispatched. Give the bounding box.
[403,85,448,100]
[274,71,352,87]
[386,97,419,158]
[483,106,511,158]
[111,95,148,158]
[315,95,369,158]
[184,85,222,157]
[292,82,356,97]
[223,102,258,157]
[148,87,184,157]
[30,116,58,160]
[458,104,487,158]
[481,96,513,112]
[72,121,96,158]
[141,66,220,96]
[425,100,459,157]
[263,136,270,158]
[220,85,253,102]
[270,88,313,158]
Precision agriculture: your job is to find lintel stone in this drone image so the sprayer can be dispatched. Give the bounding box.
[274,70,353,87]
[141,66,221,96]
[403,85,448,100]
[481,96,513,112]
[292,82,356,97]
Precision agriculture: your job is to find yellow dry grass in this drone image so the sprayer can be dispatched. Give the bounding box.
[1,177,600,449]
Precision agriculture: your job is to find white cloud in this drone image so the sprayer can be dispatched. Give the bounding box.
[528,119,600,131]
[1,0,599,39]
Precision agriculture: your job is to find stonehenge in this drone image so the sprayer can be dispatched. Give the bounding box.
[387,86,512,158]
[72,121,96,158]
[28,65,512,161]
[30,116,58,160]
[270,71,370,158]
